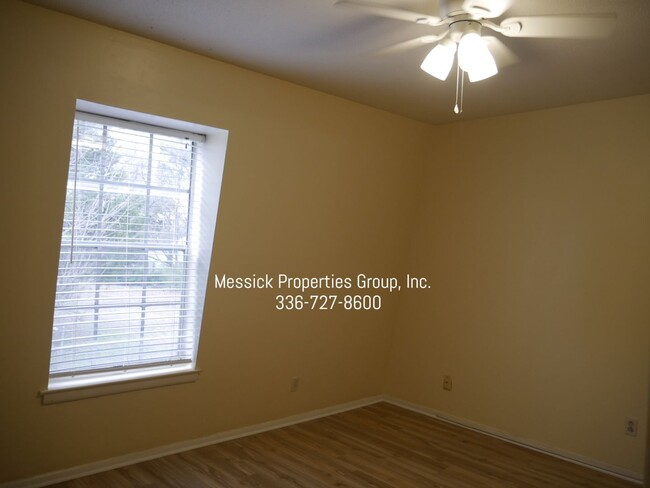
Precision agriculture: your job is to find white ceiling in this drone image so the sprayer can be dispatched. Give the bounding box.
[26,0,650,124]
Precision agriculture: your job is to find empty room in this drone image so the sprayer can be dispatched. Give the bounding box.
[0,0,648,487]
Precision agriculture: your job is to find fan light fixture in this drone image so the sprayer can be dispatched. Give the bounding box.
[421,20,497,82]
[420,39,456,80]
[456,22,497,81]
[420,20,497,113]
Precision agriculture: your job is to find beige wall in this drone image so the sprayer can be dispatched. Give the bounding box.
[0,1,428,482]
[646,343,650,487]
[386,95,650,475]
[0,0,648,484]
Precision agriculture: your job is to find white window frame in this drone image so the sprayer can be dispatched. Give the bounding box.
[41,100,227,404]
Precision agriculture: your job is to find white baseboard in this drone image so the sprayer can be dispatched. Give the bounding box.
[383,396,643,485]
[3,394,643,487]
[0,395,383,488]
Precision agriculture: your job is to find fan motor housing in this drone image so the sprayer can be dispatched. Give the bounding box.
[441,0,494,18]
[449,19,483,42]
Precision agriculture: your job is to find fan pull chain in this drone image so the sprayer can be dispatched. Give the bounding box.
[454,63,464,114]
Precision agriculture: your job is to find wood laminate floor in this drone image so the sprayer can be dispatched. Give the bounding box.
[51,402,638,487]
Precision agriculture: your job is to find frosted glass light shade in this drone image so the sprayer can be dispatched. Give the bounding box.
[420,41,457,81]
[457,32,498,82]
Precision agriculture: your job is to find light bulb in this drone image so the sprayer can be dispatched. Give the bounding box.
[420,40,457,81]
[457,32,497,82]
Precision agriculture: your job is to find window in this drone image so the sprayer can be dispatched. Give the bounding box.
[43,101,227,403]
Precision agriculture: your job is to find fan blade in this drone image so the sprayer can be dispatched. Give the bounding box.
[483,36,519,68]
[500,14,616,38]
[334,0,443,26]
[377,33,448,55]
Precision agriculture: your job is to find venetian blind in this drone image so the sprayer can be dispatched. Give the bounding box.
[49,111,207,378]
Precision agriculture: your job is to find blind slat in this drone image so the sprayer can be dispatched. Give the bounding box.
[52,336,195,354]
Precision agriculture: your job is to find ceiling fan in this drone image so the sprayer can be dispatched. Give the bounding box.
[335,0,616,113]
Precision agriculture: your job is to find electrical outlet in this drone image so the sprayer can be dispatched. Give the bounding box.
[290,377,300,393]
[625,417,638,437]
[443,375,452,391]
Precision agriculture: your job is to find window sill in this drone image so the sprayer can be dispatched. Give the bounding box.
[40,367,201,405]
